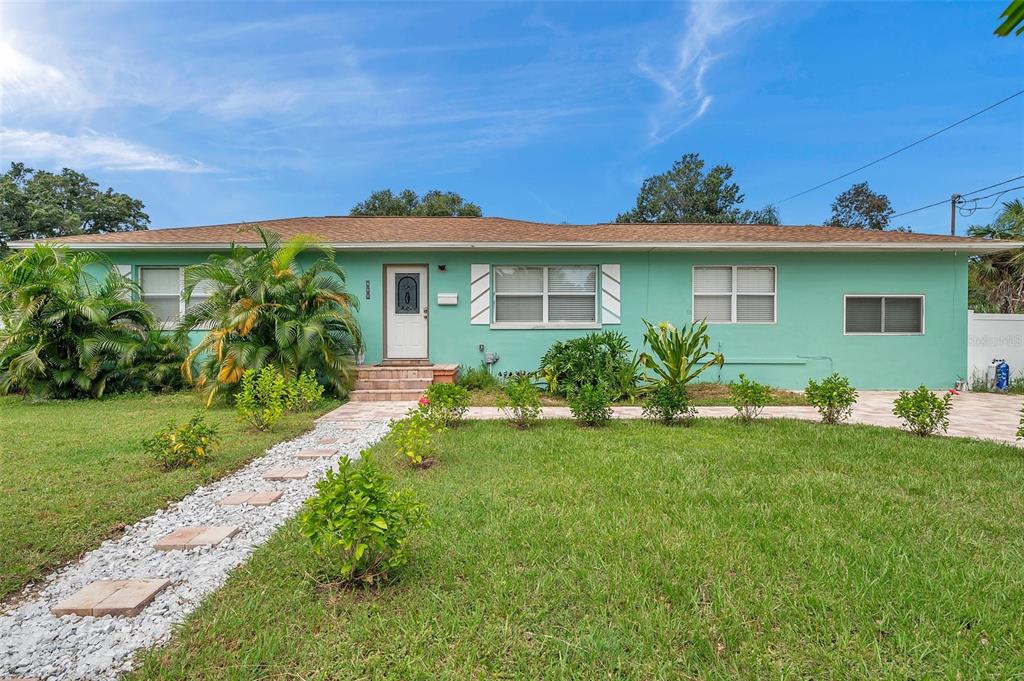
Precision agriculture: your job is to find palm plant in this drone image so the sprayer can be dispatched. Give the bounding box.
[968,199,1024,313]
[639,318,724,388]
[0,244,155,398]
[177,227,362,403]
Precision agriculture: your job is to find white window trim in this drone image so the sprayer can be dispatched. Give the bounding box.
[490,265,600,329]
[843,294,926,336]
[691,265,777,325]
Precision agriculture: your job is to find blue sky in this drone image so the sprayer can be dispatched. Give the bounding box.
[1,1,1021,234]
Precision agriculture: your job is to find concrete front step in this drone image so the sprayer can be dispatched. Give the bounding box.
[355,378,432,391]
[349,388,426,402]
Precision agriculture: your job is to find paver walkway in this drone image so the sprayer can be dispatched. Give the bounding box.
[321,391,1024,447]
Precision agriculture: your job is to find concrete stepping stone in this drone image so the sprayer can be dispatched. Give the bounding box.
[262,467,310,481]
[217,490,282,506]
[154,525,240,551]
[318,435,352,445]
[295,448,335,459]
[51,579,170,617]
[339,423,367,431]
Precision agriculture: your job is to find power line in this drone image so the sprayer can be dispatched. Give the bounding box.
[774,88,1024,205]
[958,185,1024,216]
[890,179,1024,220]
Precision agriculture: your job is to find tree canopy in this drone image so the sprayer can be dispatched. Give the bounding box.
[0,163,149,254]
[826,182,895,231]
[995,0,1024,36]
[615,153,779,225]
[967,199,1024,313]
[350,189,482,217]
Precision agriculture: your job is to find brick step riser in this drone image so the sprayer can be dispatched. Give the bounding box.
[355,379,432,391]
[349,389,426,402]
[356,369,434,380]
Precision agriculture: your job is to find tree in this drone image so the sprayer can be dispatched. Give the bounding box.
[0,245,177,399]
[178,227,363,403]
[615,153,779,225]
[827,182,895,230]
[0,163,149,254]
[967,199,1024,313]
[995,0,1024,36]
[350,188,482,217]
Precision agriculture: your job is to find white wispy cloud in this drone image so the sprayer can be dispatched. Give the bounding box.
[0,39,99,113]
[635,1,755,144]
[0,128,213,173]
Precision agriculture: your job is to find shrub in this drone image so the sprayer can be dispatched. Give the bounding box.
[299,456,428,586]
[422,383,470,427]
[0,245,163,399]
[568,383,613,427]
[1017,404,1024,441]
[642,383,697,425]
[179,228,362,404]
[497,373,542,428]
[456,363,498,391]
[388,407,441,467]
[143,413,220,470]
[892,385,952,436]
[235,365,288,430]
[804,373,858,425]
[639,319,724,388]
[539,331,640,400]
[730,373,772,423]
[285,370,325,411]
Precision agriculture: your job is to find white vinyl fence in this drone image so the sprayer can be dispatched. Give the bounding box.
[967,310,1024,387]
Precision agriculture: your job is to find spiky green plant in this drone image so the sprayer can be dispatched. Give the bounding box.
[177,227,362,404]
[639,318,724,388]
[0,244,156,398]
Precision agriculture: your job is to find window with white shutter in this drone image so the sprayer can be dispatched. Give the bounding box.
[692,266,776,324]
[492,265,598,327]
[844,295,924,334]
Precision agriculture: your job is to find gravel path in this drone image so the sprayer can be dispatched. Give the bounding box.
[0,418,391,680]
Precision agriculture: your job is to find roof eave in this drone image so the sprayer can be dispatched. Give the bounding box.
[9,239,1023,254]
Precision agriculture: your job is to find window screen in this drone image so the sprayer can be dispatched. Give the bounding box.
[139,267,181,323]
[693,266,776,323]
[492,265,597,325]
[845,296,923,334]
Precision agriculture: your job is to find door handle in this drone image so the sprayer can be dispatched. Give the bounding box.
[422,307,429,319]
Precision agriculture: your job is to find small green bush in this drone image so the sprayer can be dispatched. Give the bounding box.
[143,413,220,470]
[299,456,428,586]
[568,383,613,427]
[804,373,858,425]
[539,330,640,400]
[285,370,325,411]
[235,366,287,430]
[388,407,441,467]
[456,363,499,391]
[497,374,542,429]
[892,386,952,436]
[1017,404,1024,441]
[730,373,772,423]
[642,383,696,425]
[422,383,470,427]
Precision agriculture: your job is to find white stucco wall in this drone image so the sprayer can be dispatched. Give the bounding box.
[967,310,1024,385]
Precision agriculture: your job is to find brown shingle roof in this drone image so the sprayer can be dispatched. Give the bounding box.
[20,216,1020,252]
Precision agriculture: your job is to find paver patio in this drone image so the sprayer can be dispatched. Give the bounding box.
[320,391,1024,447]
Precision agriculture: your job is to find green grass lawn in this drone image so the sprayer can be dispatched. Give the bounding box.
[131,418,1024,679]
[0,392,338,602]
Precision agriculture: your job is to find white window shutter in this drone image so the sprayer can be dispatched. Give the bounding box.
[601,264,620,324]
[114,264,132,300]
[470,264,490,325]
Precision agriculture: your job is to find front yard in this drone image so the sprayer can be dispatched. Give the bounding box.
[131,418,1024,678]
[0,393,338,603]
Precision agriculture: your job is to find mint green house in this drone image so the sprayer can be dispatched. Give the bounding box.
[24,216,1017,391]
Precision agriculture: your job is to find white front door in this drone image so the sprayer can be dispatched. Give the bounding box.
[385,265,429,359]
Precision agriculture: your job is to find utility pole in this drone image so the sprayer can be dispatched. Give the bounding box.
[950,193,961,236]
